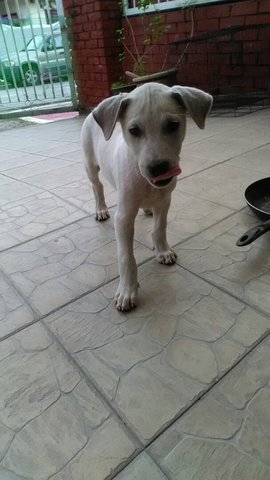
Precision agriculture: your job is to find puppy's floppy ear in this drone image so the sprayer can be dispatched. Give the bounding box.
[171,86,213,129]
[92,94,129,140]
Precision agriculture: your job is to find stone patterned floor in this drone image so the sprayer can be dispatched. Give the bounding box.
[0,108,270,479]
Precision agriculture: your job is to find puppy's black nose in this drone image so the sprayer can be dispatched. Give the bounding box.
[148,160,170,178]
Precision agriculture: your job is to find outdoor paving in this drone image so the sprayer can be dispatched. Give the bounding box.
[0,106,270,479]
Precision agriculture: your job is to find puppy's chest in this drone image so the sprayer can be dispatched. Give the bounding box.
[140,185,172,209]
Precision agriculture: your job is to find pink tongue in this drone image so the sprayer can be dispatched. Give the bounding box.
[152,166,182,183]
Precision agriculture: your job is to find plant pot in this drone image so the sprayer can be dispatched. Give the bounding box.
[131,68,178,87]
[111,84,136,96]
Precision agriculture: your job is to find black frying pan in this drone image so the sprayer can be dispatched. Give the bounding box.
[236,177,270,247]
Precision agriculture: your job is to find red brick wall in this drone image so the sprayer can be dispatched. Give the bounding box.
[63,0,270,107]
[123,0,270,95]
[173,24,270,95]
[62,0,122,108]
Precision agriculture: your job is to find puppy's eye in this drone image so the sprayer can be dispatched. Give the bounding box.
[165,121,180,134]
[129,126,142,137]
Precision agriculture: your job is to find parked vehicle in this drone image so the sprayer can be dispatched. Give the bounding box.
[0,29,68,87]
[0,22,52,57]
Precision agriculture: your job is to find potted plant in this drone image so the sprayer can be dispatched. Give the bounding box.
[111,0,195,93]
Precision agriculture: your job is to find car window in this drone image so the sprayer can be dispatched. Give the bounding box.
[54,34,63,49]
[45,37,54,51]
[26,35,43,51]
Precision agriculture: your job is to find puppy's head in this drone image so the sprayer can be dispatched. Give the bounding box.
[93,83,213,188]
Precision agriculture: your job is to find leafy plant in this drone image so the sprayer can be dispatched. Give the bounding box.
[111,81,126,88]
[118,0,170,77]
[116,0,196,81]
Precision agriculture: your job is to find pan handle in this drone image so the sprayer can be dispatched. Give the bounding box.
[236,219,270,247]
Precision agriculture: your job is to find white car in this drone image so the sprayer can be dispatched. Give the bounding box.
[0,30,68,87]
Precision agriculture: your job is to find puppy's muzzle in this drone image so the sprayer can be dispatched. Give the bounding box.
[148,160,182,187]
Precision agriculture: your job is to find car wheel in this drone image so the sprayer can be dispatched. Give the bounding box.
[22,64,40,86]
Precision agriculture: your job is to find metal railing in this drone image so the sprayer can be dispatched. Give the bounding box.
[0,0,77,117]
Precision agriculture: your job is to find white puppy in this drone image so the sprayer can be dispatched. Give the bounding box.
[82,82,212,311]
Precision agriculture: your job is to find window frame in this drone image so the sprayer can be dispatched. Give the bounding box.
[124,0,227,16]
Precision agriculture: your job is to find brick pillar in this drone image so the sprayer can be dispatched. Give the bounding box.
[62,0,123,109]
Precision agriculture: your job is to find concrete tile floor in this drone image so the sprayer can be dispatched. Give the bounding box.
[0,108,270,479]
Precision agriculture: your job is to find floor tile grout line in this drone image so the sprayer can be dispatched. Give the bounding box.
[0,172,94,220]
[42,189,92,215]
[0,106,267,147]
[0,199,118,255]
[174,184,245,216]
[46,439,142,480]
[0,209,241,344]
[167,208,239,250]
[176,260,270,320]
[144,328,270,452]
[0,204,255,345]
[0,147,81,160]
[0,162,118,222]
[134,205,242,255]
[9,230,270,475]
[2,280,270,476]
[220,142,270,169]
[0,267,40,338]
[0,159,267,313]
[0,170,91,210]
[0,132,82,149]
[111,451,171,480]
[145,451,173,480]
[0,133,267,184]
[0,212,90,255]
[1,111,270,475]
[0,168,85,189]
[183,111,270,148]
[0,178,240,257]
[0,317,41,344]
[138,200,270,320]
[2,257,270,457]
[0,150,81,172]
[1,225,268,344]
[0,251,156,343]
[1,131,269,207]
[40,319,146,457]
[41,289,270,477]
[0,186,240,261]
[0,145,260,256]
[179,138,270,184]
[43,302,257,480]
[184,127,270,148]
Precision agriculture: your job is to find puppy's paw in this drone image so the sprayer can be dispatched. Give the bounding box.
[115,285,138,312]
[95,209,110,221]
[156,249,177,265]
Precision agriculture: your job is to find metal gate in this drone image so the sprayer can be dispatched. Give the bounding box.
[0,0,77,117]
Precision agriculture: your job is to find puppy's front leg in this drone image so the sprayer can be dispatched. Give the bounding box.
[152,194,177,265]
[114,207,139,311]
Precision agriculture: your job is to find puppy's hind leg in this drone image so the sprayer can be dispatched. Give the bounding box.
[86,164,110,221]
